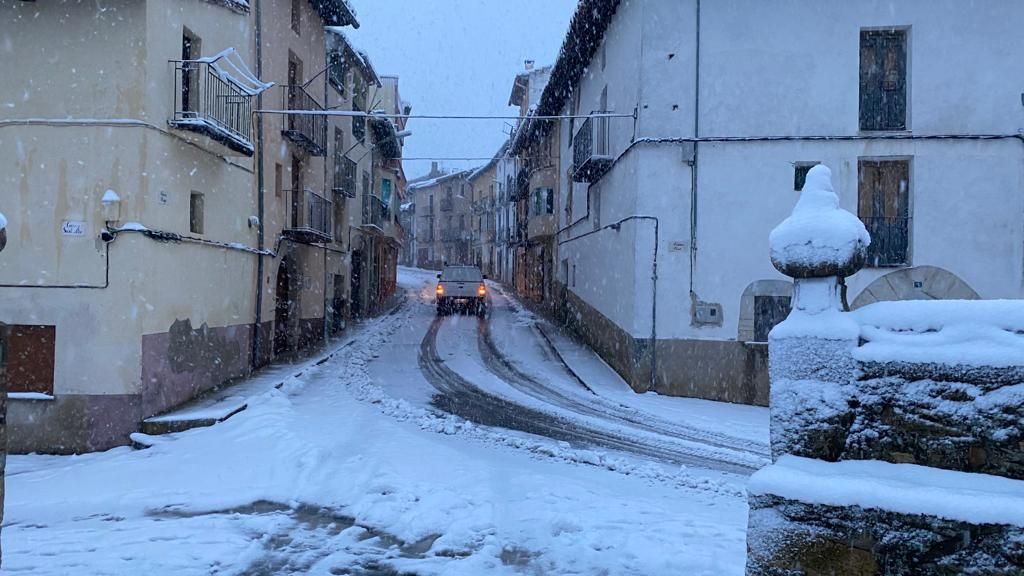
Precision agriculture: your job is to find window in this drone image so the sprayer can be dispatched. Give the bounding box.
[4,325,56,396]
[793,162,819,191]
[860,29,907,131]
[275,163,283,198]
[858,159,911,267]
[291,0,301,34]
[754,296,792,342]
[189,192,204,234]
[533,188,553,216]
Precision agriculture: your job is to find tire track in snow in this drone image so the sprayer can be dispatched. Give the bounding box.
[477,316,769,462]
[418,316,760,475]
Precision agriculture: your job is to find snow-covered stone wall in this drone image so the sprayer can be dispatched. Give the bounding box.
[747,167,1024,575]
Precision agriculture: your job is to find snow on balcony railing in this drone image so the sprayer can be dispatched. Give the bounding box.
[170,48,271,156]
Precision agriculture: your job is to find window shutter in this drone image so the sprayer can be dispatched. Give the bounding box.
[860,30,906,131]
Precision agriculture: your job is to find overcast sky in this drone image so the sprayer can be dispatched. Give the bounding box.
[347,0,577,179]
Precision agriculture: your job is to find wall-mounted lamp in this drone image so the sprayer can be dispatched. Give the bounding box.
[0,212,7,252]
[101,189,121,223]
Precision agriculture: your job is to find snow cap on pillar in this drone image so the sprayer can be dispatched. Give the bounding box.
[769,164,870,279]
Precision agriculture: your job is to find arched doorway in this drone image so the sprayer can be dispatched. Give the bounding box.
[851,266,979,309]
[274,257,295,355]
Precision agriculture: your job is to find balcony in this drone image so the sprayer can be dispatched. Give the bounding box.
[861,216,910,267]
[362,194,385,231]
[170,54,266,156]
[284,189,332,243]
[573,113,613,182]
[281,85,326,156]
[440,197,454,212]
[332,156,358,198]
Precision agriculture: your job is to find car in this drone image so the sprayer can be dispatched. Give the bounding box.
[436,265,487,316]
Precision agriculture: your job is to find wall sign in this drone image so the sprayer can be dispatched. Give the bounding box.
[61,220,87,237]
[158,190,169,205]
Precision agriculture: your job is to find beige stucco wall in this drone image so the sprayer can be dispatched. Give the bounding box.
[0,0,259,400]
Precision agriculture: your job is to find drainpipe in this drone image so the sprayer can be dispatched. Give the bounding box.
[689,0,701,295]
[323,50,330,344]
[252,0,265,370]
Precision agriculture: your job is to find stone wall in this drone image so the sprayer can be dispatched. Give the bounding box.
[747,299,1024,575]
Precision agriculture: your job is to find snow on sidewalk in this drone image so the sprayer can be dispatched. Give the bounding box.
[5,269,751,576]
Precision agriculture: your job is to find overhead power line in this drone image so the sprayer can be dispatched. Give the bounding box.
[253,109,634,120]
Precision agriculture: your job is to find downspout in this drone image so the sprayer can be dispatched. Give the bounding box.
[252,0,266,370]
[689,0,700,294]
[323,47,330,343]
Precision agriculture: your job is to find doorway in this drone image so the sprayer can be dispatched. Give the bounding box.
[350,250,363,319]
[274,258,295,355]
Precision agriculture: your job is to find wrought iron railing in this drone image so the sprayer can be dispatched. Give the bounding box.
[573,112,611,170]
[286,189,332,240]
[362,194,385,228]
[861,216,910,267]
[281,84,326,156]
[171,60,254,154]
[333,156,358,198]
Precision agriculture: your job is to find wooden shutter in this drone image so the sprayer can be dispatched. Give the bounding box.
[7,325,56,395]
[860,30,906,131]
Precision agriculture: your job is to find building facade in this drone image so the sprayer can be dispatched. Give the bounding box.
[410,170,474,269]
[519,0,1024,405]
[0,0,413,453]
[468,158,498,276]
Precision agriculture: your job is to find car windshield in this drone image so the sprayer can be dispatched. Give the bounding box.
[441,267,482,282]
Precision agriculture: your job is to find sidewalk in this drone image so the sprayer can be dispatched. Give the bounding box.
[136,298,405,443]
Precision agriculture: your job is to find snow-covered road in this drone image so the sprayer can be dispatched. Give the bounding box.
[4,267,768,575]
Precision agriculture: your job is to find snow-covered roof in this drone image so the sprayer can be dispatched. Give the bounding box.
[512,0,621,155]
[327,27,381,87]
[407,169,472,191]
[311,0,359,28]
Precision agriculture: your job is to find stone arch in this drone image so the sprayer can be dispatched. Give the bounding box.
[850,266,979,310]
[738,280,793,343]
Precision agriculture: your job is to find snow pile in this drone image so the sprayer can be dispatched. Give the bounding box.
[749,455,1024,527]
[853,300,1024,368]
[769,164,869,274]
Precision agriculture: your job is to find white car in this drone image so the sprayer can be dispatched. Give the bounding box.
[436,265,487,316]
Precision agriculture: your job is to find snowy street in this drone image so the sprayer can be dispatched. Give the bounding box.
[5,268,769,575]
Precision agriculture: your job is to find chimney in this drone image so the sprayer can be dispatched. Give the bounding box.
[524,60,535,71]
[431,161,439,175]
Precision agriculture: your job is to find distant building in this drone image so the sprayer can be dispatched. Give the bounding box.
[409,170,474,269]
[468,157,499,276]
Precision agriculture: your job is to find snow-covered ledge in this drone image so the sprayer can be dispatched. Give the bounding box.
[8,393,55,402]
[746,165,1024,574]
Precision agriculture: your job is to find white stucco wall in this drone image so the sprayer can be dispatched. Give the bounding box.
[558,0,1024,345]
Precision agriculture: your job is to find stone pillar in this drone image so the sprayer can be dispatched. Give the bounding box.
[765,165,868,461]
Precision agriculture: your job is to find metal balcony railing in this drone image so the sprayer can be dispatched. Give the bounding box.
[284,189,332,242]
[440,197,454,212]
[362,194,385,229]
[573,112,613,182]
[281,85,326,156]
[332,156,358,198]
[171,59,256,155]
[861,216,910,267]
